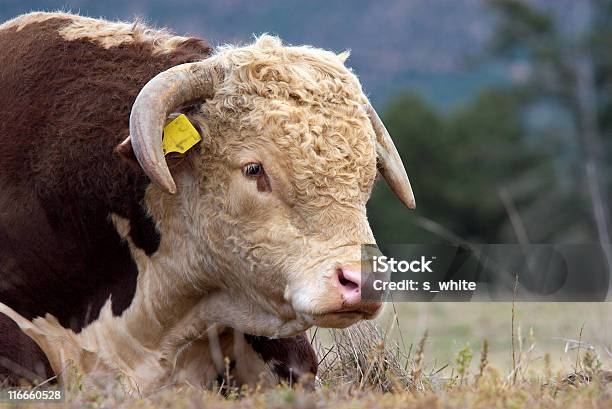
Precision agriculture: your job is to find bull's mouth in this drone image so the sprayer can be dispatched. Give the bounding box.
[309,311,365,328]
[306,304,382,328]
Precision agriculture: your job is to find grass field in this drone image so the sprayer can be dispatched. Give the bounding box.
[371,303,612,373]
[8,302,612,408]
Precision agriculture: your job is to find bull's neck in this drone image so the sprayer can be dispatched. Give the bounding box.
[122,243,208,348]
[72,222,214,391]
[108,212,212,349]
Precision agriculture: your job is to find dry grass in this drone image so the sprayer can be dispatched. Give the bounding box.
[8,304,612,408]
[28,379,611,409]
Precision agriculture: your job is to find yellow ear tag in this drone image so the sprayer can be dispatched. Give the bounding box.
[162,114,202,155]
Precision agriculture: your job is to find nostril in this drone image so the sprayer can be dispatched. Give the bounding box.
[337,268,360,292]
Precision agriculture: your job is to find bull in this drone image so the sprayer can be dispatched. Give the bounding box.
[0,12,414,392]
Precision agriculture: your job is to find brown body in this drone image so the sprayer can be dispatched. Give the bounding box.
[0,13,315,386]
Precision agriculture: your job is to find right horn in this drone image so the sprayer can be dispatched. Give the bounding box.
[127,61,221,194]
[365,104,416,209]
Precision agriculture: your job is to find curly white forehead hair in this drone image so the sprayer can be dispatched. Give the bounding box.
[126,33,414,210]
[204,35,376,209]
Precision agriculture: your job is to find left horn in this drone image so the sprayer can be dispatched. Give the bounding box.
[127,61,221,194]
[366,104,416,209]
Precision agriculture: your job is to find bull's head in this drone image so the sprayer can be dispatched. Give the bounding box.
[117,36,414,338]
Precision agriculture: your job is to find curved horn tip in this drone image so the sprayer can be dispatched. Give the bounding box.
[165,184,178,195]
[393,184,416,210]
[366,103,416,211]
[159,179,177,195]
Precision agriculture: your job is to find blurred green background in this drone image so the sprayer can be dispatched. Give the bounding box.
[367,0,612,247]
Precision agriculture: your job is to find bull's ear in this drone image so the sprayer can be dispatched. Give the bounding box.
[115,112,201,170]
[116,136,139,169]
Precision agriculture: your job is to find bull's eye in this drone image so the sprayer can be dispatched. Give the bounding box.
[243,162,263,177]
[242,162,271,192]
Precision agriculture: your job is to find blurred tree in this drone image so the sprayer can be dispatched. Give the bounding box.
[489,0,612,261]
[370,0,612,252]
[368,90,555,245]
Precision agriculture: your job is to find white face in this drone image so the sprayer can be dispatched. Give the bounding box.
[175,101,384,336]
[134,35,394,337]
[122,35,411,339]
